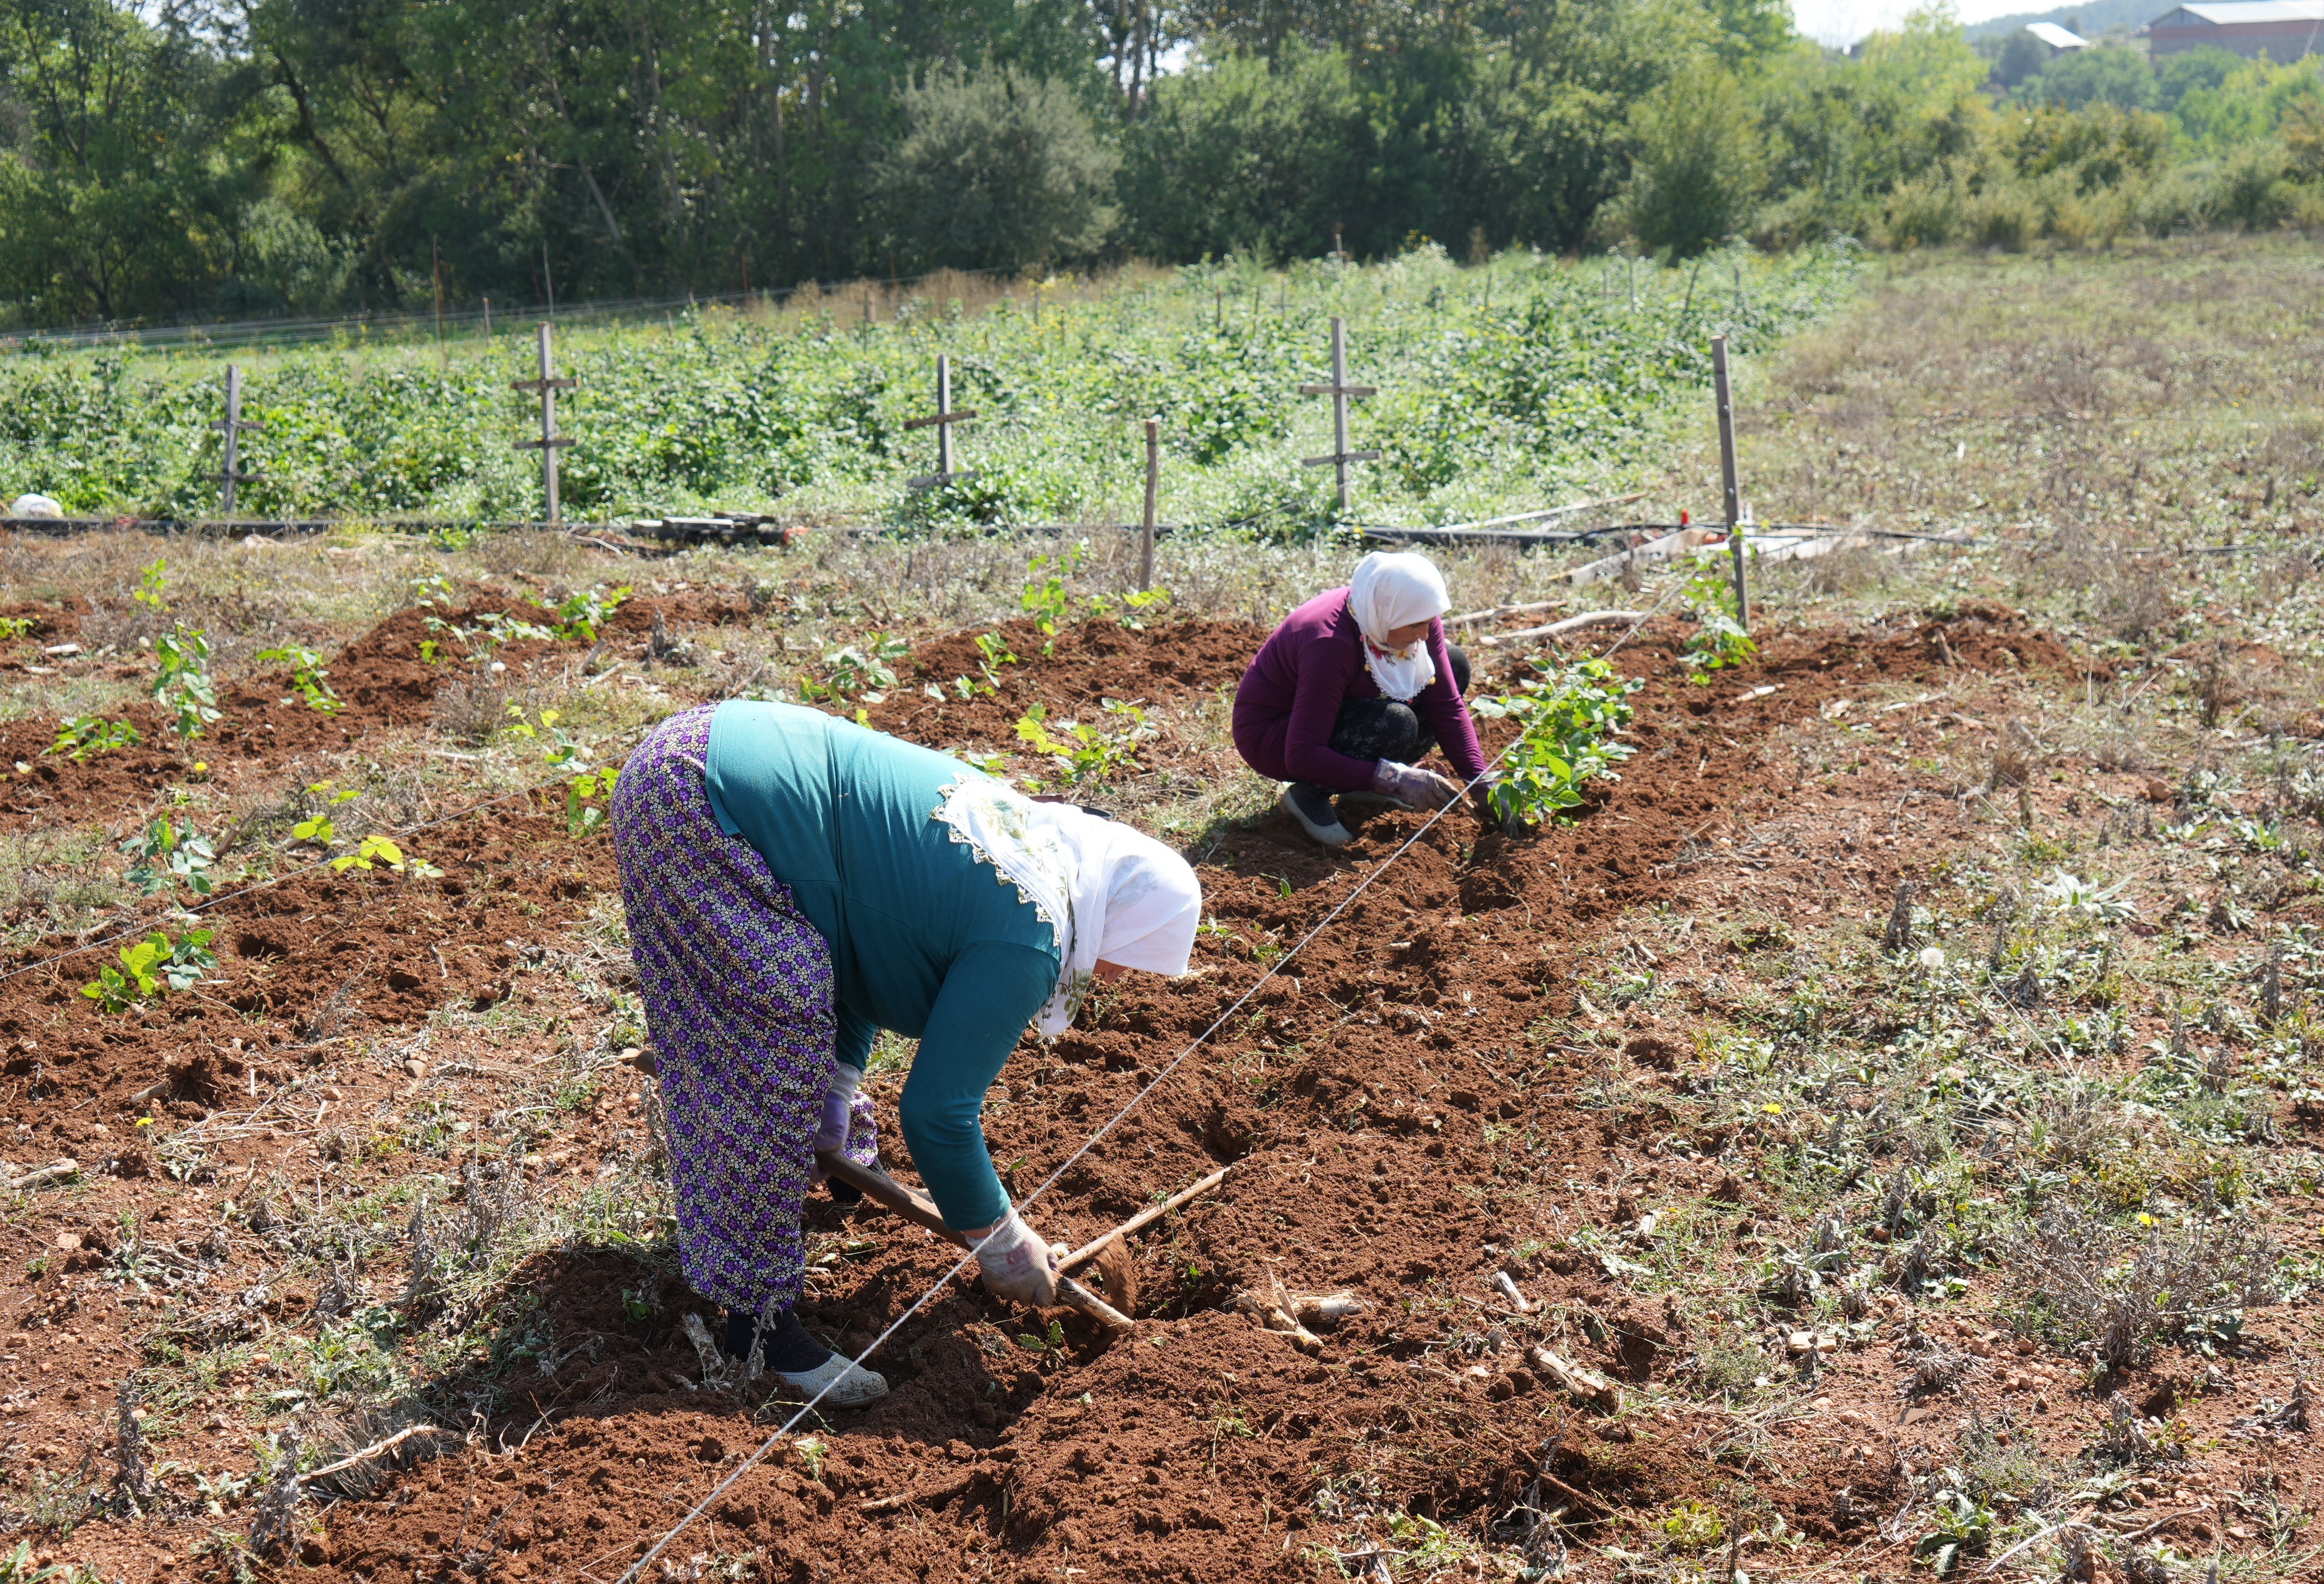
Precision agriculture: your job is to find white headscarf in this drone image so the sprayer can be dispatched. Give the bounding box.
[932,775,1202,1038]
[1346,551,1449,702]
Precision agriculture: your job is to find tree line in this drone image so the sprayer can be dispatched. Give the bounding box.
[1,0,2320,328]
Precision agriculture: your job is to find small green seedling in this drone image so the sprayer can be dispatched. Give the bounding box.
[121,816,216,896]
[83,928,215,1013]
[567,766,618,837]
[553,584,631,642]
[1680,568,1756,682]
[1473,654,1642,828]
[331,834,405,873]
[50,715,140,761]
[152,629,221,737]
[131,558,168,612]
[1014,698,1151,784]
[0,616,35,641]
[257,644,342,714]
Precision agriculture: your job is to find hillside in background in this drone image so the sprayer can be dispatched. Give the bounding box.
[1966,0,2162,39]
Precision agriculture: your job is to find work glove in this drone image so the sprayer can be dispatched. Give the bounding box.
[1371,758,1463,812]
[810,1064,872,1199]
[813,1063,862,1156]
[967,1207,1067,1307]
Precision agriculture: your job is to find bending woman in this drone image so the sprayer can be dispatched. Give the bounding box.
[611,700,1201,1406]
[1232,551,1489,846]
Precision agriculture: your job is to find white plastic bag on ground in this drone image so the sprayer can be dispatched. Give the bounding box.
[9,494,62,518]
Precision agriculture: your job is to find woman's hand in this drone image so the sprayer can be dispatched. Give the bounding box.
[966,1208,1068,1305]
[1371,758,1463,811]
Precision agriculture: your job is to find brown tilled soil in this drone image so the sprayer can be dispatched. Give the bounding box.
[5,598,2319,1583]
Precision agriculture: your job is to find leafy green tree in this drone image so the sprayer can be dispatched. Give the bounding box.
[874,69,1119,270]
[1991,28,2050,89]
[2156,43,2241,112]
[1619,57,1764,255]
[0,0,261,321]
[2014,42,2157,110]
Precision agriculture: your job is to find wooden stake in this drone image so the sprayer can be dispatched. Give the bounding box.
[1059,1162,1232,1271]
[1299,317,1379,515]
[212,364,263,516]
[904,354,979,491]
[1140,416,1159,593]
[814,1151,1134,1331]
[511,323,576,524]
[1713,334,1749,630]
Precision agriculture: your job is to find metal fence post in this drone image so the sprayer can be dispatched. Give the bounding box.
[1713,334,1748,631]
[1140,417,1159,593]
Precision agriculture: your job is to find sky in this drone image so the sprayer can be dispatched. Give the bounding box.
[1789,0,2038,45]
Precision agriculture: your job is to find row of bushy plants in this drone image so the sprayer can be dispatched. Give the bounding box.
[0,246,1860,527]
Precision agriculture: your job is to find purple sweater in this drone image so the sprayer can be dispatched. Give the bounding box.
[1232,588,1487,792]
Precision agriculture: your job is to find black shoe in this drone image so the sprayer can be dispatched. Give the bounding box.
[1280,782,1351,846]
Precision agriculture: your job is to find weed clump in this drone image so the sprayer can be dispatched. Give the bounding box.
[2004,1206,2275,1371]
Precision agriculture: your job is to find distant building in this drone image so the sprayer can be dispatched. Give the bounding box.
[2026,21,2092,49]
[2147,1,2324,58]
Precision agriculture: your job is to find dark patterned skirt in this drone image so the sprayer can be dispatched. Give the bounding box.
[610,703,875,1319]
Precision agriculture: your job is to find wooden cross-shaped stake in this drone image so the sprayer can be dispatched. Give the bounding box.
[905,354,979,491]
[511,323,577,524]
[212,364,263,516]
[1298,317,1378,514]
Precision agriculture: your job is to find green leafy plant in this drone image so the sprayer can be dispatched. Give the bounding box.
[553,584,631,642]
[0,616,35,642]
[1113,588,1171,630]
[292,779,359,846]
[477,610,556,645]
[82,928,215,1013]
[151,629,220,737]
[803,633,909,701]
[1912,1481,1995,1576]
[1472,654,1642,827]
[121,816,216,896]
[1014,698,1153,783]
[131,557,168,612]
[50,715,140,761]
[331,833,405,873]
[566,766,619,837]
[1680,567,1757,682]
[1022,550,1075,636]
[974,631,1018,690]
[256,644,342,714]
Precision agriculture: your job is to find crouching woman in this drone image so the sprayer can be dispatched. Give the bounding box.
[611,700,1201,1405]
[1232,551,1489,846]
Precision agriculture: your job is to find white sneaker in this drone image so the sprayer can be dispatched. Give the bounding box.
[777,1352,889,1407]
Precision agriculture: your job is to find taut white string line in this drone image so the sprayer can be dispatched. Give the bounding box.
[613,608,1677,1584]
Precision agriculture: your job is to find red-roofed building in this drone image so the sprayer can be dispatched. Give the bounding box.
[2147,1,2324,58]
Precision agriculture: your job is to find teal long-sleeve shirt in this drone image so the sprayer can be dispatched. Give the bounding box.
[702,699,1058,1231]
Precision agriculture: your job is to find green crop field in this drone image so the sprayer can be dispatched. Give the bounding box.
[0,246,1858,532]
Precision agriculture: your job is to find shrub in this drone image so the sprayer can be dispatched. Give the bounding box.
[1619,59,1766,257]
[872,70,1118,273]
[1473,654,1641,828]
